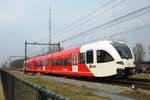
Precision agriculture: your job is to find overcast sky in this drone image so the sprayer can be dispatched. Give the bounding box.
[0,0,150,65]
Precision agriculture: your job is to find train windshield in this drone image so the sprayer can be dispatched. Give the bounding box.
[112,42,132,59]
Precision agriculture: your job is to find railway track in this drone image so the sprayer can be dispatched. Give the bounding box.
[66,76,150,90]
[7,68,150,91]
[97,78,150,90]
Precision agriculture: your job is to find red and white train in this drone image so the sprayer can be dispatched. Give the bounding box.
[24,41,135,77]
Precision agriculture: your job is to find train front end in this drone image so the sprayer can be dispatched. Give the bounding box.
[111,42,136,75]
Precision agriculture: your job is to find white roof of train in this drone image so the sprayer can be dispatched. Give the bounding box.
[81,40,125,49]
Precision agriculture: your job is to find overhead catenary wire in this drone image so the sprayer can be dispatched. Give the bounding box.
[33,0,123,43]
[90,23,150,44]
[27,3,150,56]
[27,43,60,57]
[71,4,150,39]
[58,4,150,43]
[63,23,150,49]
[22,1,150,58]
[27,46,49,57]
[52,0,127,37]
[51,0,123,36]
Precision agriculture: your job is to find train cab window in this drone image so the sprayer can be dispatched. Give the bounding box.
[97,50,114,63]
[80,53,85,64]
[112,42,132,59]
[86,50,93,64]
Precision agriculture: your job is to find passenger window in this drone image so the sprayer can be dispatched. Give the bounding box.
[51,59,55,66]
[37,61,42,67]
[34,61,37,66]
[60,58,63,66]
[97,50,114,63]
[42,60,47,66]
[64,57,71,66]
[45,59,50,66]
[40,61,42,66]
[56,58,59,66]
[80,53,85,64]
[64,58,67,66]
[68,57,71,66]
[86,50,93,64]
[48,59,51,66]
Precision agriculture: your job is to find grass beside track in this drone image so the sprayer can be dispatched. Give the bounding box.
[8,70,109,100]
[121,90,150,100]
[129,73,150,80]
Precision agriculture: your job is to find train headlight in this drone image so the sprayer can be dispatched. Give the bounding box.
[116,61,124,65]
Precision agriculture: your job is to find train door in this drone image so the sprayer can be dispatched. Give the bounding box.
[72,53,78,72]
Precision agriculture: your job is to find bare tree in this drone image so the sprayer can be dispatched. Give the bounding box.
[133,43,145,63]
